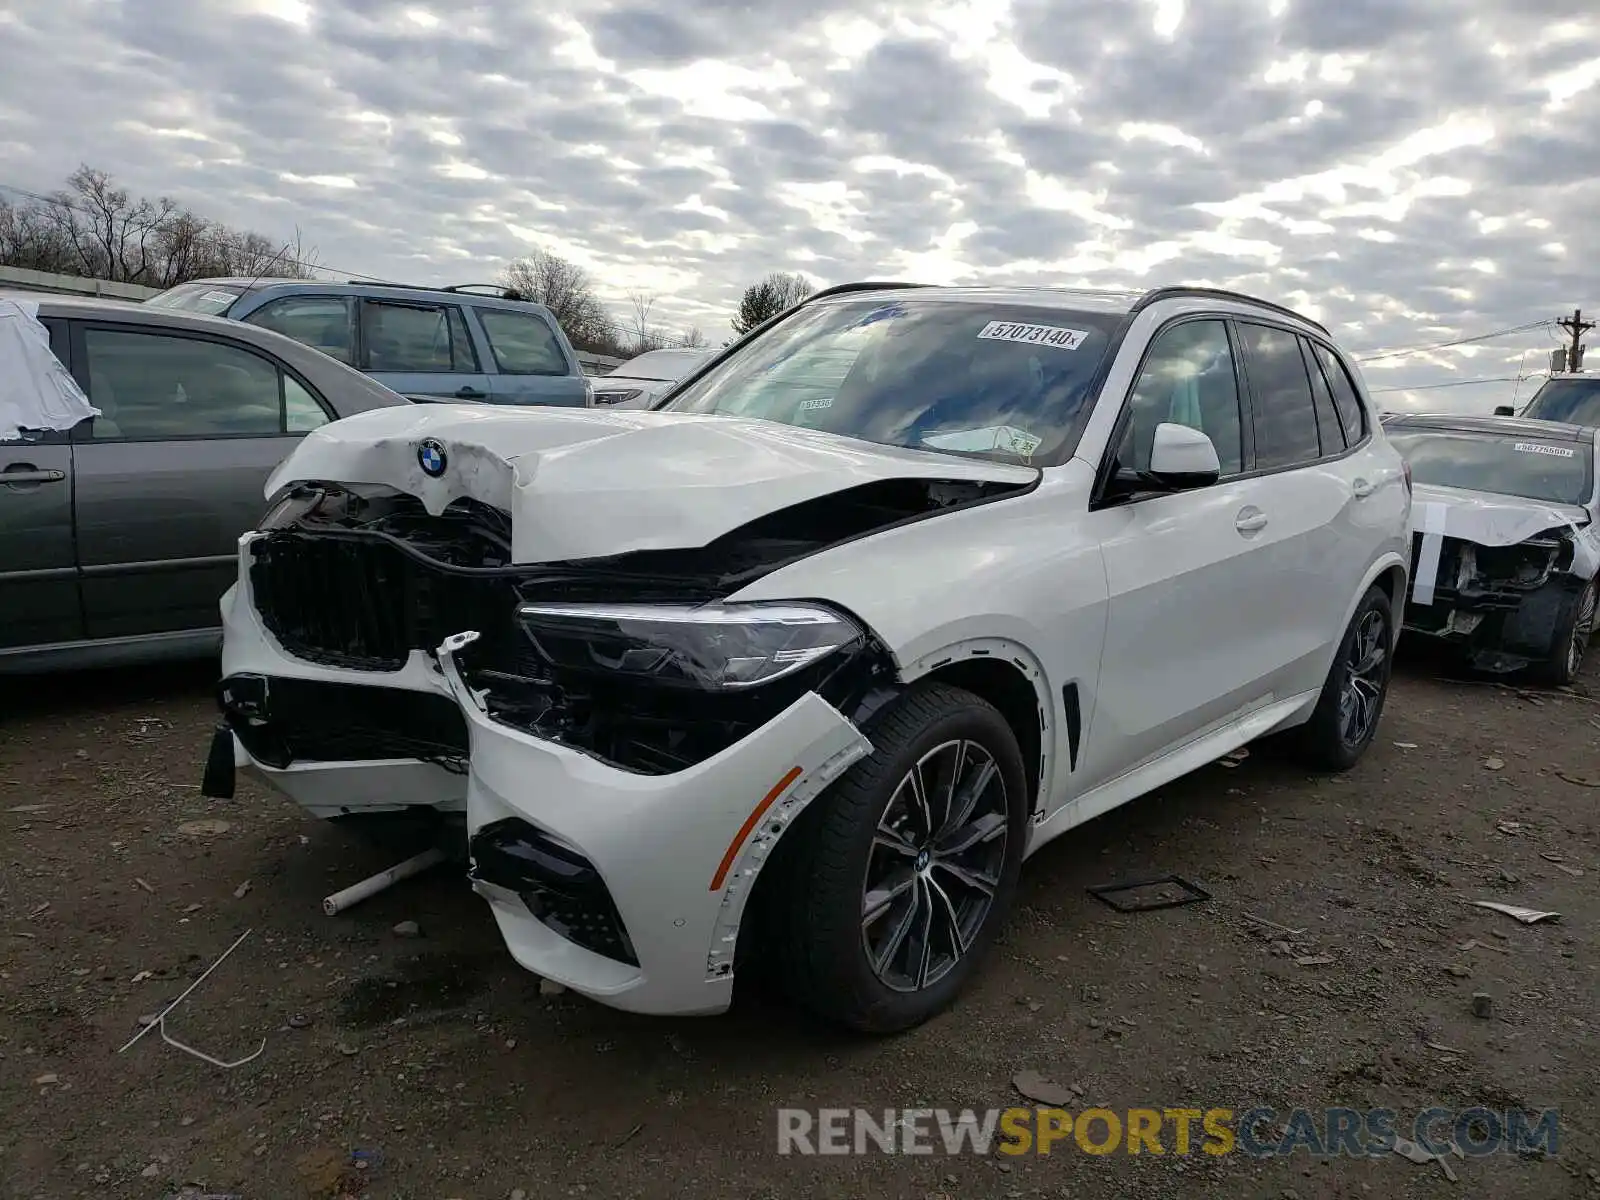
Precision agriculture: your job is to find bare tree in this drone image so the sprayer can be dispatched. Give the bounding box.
[0,164,316,287]
[731,271,815,335]
[678,325,707,349]
[501,248,620,353]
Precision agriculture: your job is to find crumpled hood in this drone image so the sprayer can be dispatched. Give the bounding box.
[264,404,1039,564]
[1410,482,1590,547]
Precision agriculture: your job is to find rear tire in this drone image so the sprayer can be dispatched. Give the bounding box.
[1533,580,1597,687]
[776,682,1028,1033]
[1291,585,1394,771]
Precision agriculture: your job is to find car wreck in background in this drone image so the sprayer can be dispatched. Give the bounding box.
[1384,414,1599,683]
[590,347,715,409]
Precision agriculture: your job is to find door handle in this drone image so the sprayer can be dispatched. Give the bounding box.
[1,466,66,486]
[1234,508,1268,534]
[455,387,487,399]
[1351,477,1375,499]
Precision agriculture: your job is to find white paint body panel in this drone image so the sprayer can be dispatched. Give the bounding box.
[263,405,1035,565]
[221,292,1413,1016]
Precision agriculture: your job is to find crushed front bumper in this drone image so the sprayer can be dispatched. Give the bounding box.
[1403,533,1583,671]
[437,631,871,1016]
[216,539,469,819]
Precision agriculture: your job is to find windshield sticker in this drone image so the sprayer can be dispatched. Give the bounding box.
[1513,442,1576,458]
[923,425,1044,458]
[977,321,1089,350]
[202,290,238,306]
[798,397,833,411]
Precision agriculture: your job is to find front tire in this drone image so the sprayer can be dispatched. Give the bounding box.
[1291,584,1394,771]
[778,682,1028,1033]
[1533,580,1597,687]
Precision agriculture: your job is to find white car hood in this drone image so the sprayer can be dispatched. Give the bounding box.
[265,405,1038,565]
[1410,482,1590,546]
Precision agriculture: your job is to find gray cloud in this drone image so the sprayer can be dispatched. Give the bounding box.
[0,0,1595,409]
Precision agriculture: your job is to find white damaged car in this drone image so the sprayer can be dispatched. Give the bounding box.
[1383,413,1599,682]
[209,282,1412,1031]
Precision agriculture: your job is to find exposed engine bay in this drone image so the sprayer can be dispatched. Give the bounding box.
[237,475,1030,774]
[1406,518,1597,673]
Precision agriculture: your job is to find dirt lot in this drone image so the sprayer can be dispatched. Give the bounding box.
[1,649,1596,1200]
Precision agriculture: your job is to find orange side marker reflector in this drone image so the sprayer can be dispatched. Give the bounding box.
[709,765,804,892]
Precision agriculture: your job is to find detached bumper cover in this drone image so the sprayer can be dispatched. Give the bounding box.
[438,631,871,1017]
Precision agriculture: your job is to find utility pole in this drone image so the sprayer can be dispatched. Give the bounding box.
[1556,308,1593,372]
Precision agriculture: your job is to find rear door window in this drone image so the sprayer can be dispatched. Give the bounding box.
[1237,322,1321,471]
[1311,342,1367,444]
[477,309,569,375]
[1300,337,1347,454]
[360,301,478,373]
[244,295,356,365]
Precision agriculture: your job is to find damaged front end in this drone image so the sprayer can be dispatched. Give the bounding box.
[239,473,1025,773]
[1405,525,1593,673]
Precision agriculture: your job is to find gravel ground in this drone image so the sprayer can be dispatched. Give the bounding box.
[0,649,1596,1200]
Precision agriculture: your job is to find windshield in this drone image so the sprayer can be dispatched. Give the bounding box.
[144,283,246,315]
[1521,377,1600,426]
[662,298,1123,463]
[1388,430,1593,506]
[617,349,709,381]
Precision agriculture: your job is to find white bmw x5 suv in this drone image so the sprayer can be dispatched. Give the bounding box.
[209,282,1412,1032]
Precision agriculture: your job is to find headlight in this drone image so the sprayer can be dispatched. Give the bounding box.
[592,388,643,406]
[515,601,863,690]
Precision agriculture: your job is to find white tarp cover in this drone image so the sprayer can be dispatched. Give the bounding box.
[0,298,99,441]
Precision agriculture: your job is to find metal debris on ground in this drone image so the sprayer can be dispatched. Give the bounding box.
[1495,821,1523,836]
[135,877,155,893]
[116,929,266,1069]
[322,848,446,917]
[1552,862,1586,877]
[1554,771,1600,787]
[1422,1039,1464,1056]
[1012,1069,1076,1106]
[1393,742,1419,749]
[233,881,252,899]
[1087,875,1211,912]
[1469,901,1560,925]
[1243,912,1306,937]
[392,920,421,938]
[1483,757,1505,771]
[1294,954,1336,967]
[1457,939,1508,955]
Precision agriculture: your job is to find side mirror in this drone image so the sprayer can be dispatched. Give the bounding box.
[1147,422,1222,489]
[1493,405,1515,416]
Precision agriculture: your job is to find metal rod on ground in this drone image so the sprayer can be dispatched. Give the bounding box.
[322,847,448,916]
[117,928,253,1055]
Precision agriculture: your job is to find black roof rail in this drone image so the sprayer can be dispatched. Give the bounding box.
[341,279,522,301]
[802,280,933,305]
[1131,286,1329,335]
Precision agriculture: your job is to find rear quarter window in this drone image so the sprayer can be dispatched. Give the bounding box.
[476,309,570,376]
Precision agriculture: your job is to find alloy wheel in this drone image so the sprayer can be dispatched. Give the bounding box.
[861,739,1009,993]
[1338,609,1387,748]
[1569,585,1598,678]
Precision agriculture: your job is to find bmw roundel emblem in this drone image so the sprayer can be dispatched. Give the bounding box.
[417,438,447,478]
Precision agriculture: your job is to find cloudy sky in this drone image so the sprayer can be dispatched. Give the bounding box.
[2,0,1596,411]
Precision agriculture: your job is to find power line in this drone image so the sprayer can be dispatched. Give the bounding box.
[1356,321,1554,363]
[1369,375,1526,394]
